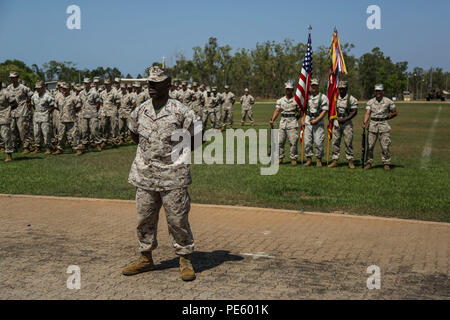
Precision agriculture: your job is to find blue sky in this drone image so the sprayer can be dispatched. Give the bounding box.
[0,0,449,77]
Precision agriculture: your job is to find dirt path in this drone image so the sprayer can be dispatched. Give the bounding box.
[0,194,448,300]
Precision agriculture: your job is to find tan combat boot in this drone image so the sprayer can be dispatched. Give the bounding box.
[348,160,355,169]
[45,148,52,155]
[81,144,87,151]
[241,121,244,126]
[100,142,107,148]
[122,253,155,276]
[76,150,83,156]
[328,160,338,168]
[4,153,12,162]
[23,148,32,154]
[0,148,5,153]
[384,164,390,171]
[278,158,283,165]
[96,145,102,151]
[291,160,297,166]
[364,163,372,170]
[304,157,312,167]
[180,255,196,281]
[52,149,62,155]
[316,159,323,167]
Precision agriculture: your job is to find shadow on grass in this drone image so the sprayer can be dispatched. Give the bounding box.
[372,164,405,170]
[8,156,43,161]
[156,250,244,273]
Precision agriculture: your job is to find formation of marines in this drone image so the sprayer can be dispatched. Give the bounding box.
[0,71,397,171]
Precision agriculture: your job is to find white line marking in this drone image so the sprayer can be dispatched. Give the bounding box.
[241,252,275,259]
[421,105,442,169]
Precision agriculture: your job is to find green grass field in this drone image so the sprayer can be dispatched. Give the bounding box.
[1,102,449,222]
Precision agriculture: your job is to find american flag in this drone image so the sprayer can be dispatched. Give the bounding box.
[295,33,313,112]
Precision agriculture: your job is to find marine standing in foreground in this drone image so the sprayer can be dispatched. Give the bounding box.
[122,67,198,281]
[362,84,398,171]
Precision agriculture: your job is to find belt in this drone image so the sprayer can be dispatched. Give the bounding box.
[338,113,348,118]
[307,111,320,118]
[281,114,296,118]
[370,117,389,122]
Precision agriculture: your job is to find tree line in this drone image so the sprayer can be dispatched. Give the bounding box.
[1,37,448,99]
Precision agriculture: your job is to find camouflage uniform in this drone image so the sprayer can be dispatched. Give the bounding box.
[178,88,194,106]
[128,98,196,256]
[135,89,150,108]
[56,91,82,151]
[31,91,55,149]
[7,83,33,149]
[79,86,102,146]
[240,93,255,125]
[190,90,204,120]
[331,94,358,161]
[212,90,223,127]
[304,93,329,159]
[0,88,14,153]
[366,97,396,165]
[53,90,63,145]
[221,90,235,127]
[100,88,121,144]
[169,88,180,100]
[118,88,135,140]
[201,93,219,129]
[277,96,299,160]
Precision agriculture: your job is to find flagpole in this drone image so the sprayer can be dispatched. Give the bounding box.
[300,25,312,164]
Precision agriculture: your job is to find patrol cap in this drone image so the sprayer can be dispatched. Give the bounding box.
[244,88,249,92]
[182,81,187,86]
[224,85,230,89]
[284,81,294,89]
[93,77,100,83]
[127,83,133,88]
[212,87,217,92]
[374,84,384,91]
[338,81,348,89]
[9,71,19,78]
[206,86,211,92]
[83,77,91,84]
[311,78,319,86]
[34,81,44,89]
[148,66,170,82]
[61,82,70,89]
[114,77,121,83]
[104,79,111,85]
[192,82,198,87]
[133,82,141,88]
[120,83,126,88]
